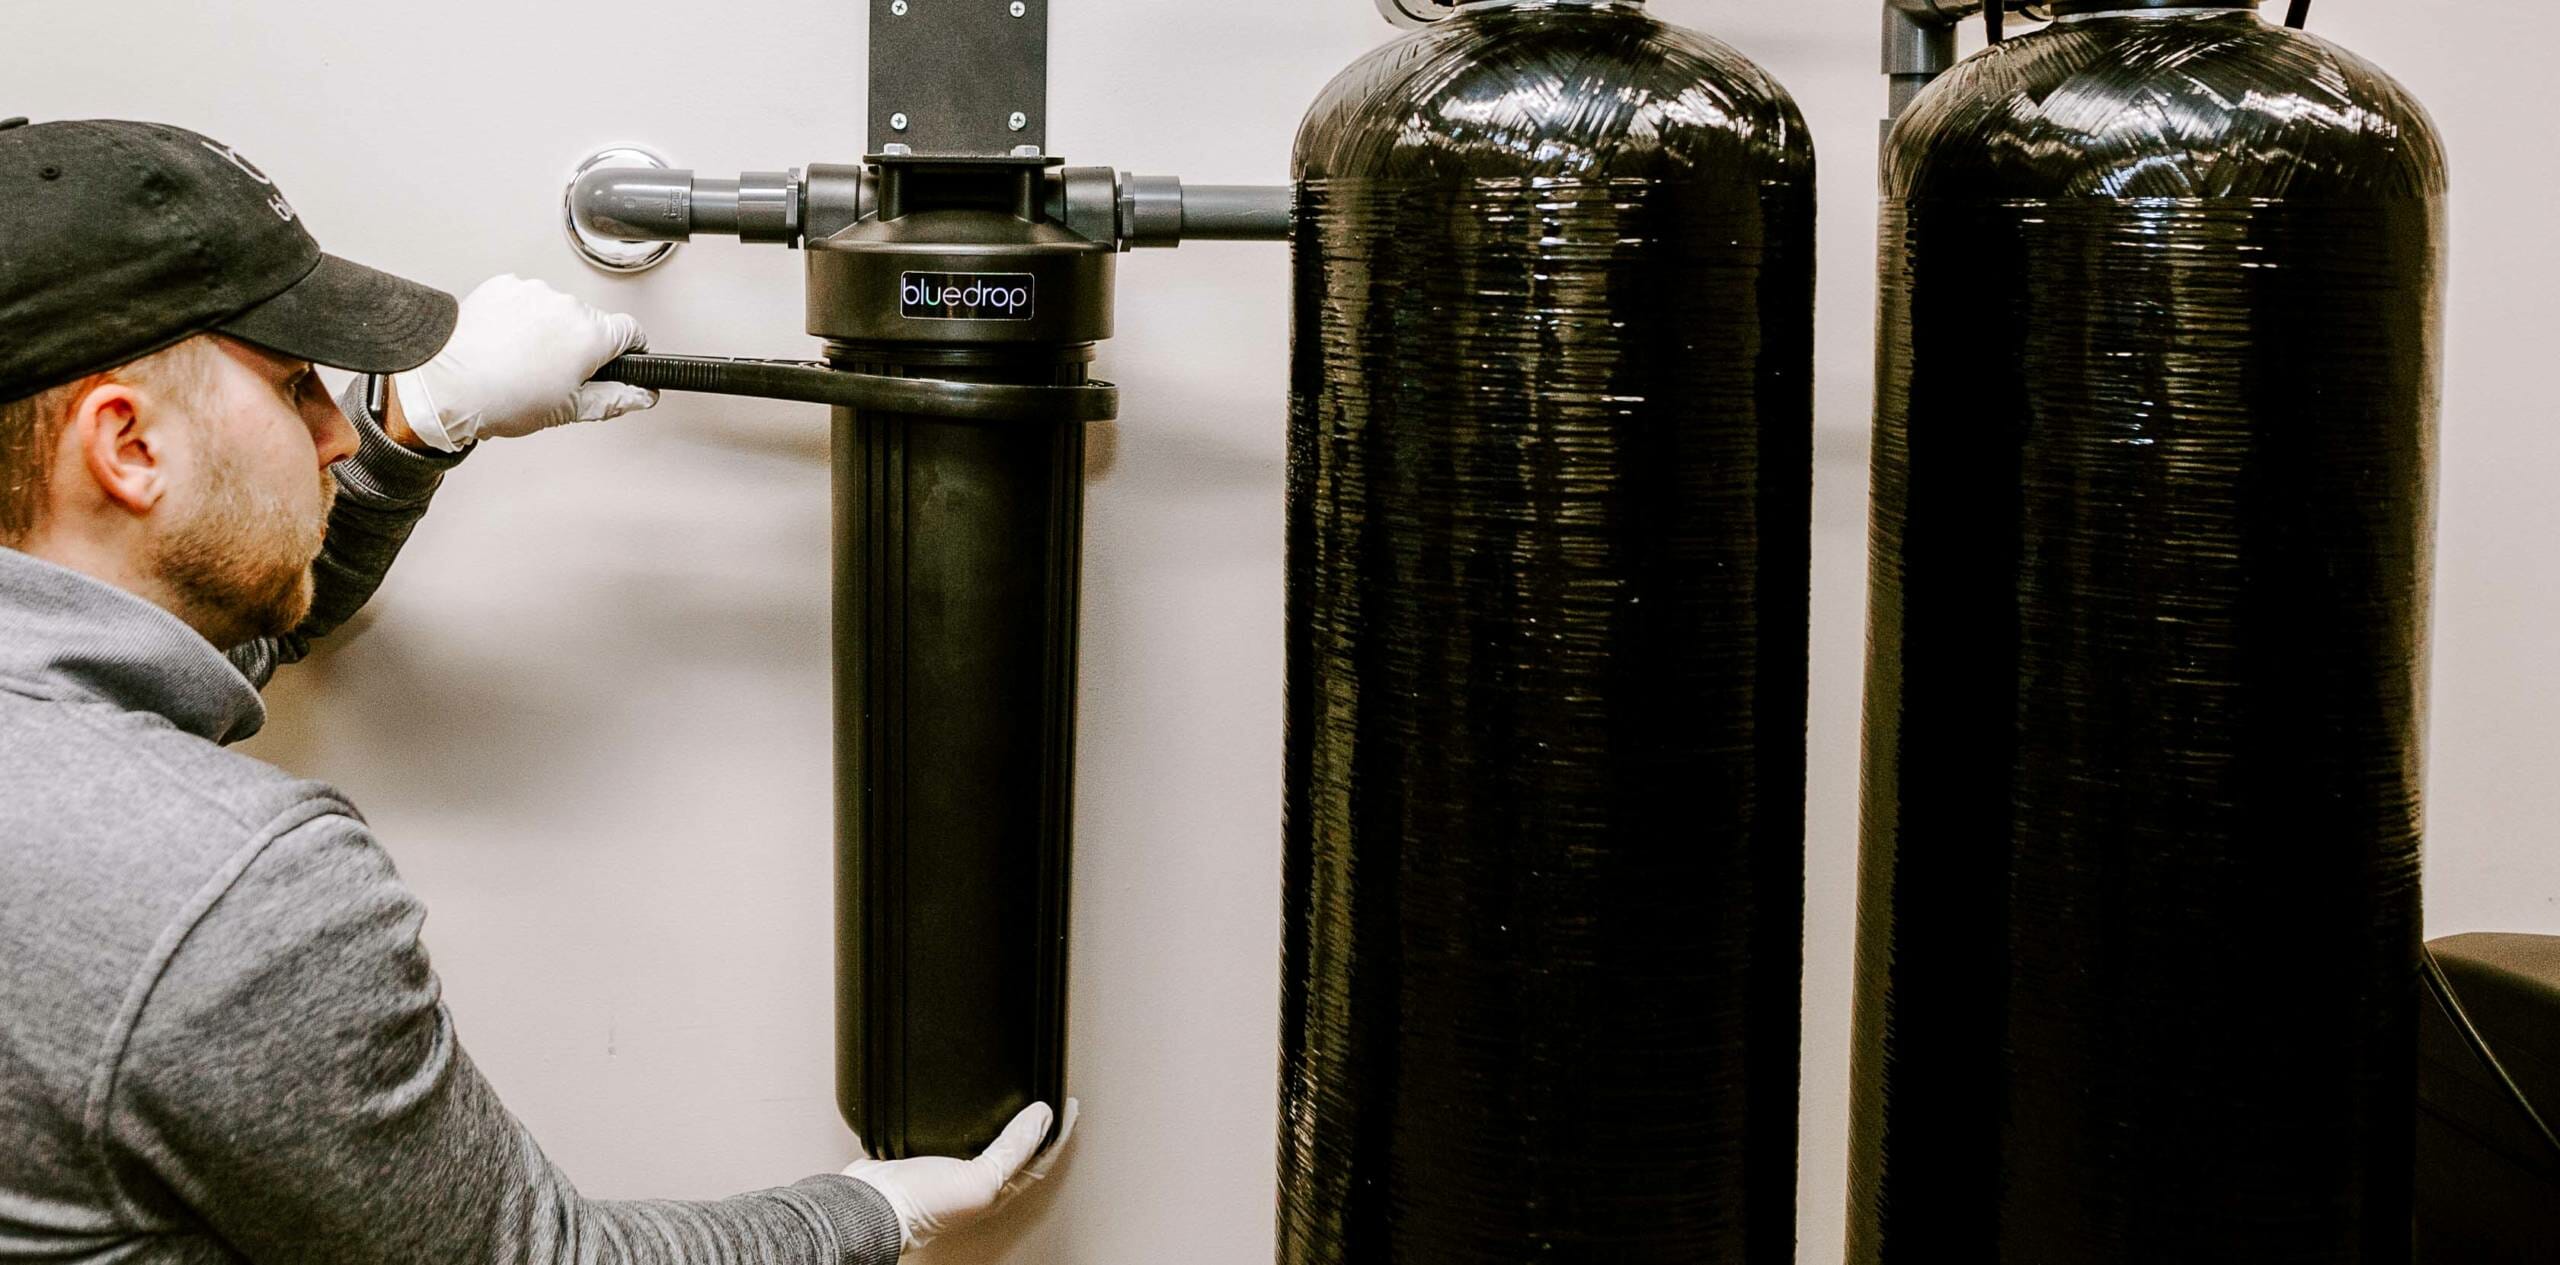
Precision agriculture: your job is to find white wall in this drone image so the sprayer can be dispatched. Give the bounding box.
[7,1,2549,1261]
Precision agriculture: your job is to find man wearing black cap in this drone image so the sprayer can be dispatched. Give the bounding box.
[0,120,1064,1263]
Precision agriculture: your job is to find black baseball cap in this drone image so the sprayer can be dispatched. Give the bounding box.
[0,117,458,402]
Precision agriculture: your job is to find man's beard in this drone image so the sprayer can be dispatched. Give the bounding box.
[152,450,335,649]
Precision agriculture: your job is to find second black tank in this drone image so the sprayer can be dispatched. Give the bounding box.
[1851,3,2447,1261]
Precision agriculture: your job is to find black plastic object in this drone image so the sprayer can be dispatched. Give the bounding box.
[818,187,1109,1160]
[1850,9,2445,1262]
[592,353,1117,423]
[1282,1,1813,1259]
[830,343,1083,1162]
[2417,934,2560,1263]
[2047,0,2254,13]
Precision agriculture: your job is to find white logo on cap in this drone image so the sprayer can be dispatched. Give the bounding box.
[199,140,298,224]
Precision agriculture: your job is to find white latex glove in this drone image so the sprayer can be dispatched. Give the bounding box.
[844,1099,1077,1254]
[394,274,658,452]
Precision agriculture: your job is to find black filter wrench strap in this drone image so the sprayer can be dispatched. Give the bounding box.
[592,354,1119,424]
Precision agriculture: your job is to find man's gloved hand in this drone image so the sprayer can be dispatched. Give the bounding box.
[394,274,658,452]
[843,1099,1077,1255]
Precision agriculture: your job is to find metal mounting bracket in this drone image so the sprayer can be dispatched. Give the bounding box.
[871,0,1050,157]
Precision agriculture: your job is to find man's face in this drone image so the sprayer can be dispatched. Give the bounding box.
[148,337,357,647]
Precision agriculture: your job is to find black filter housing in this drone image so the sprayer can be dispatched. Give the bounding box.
[1281,1,1814,1259]
[1851,9,2446,1262]
[817,177,1111,1159]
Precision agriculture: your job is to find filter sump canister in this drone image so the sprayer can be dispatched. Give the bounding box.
[1281,1,1814,1259]
[1850,5,2446,1261]
[816,163,1113,1160]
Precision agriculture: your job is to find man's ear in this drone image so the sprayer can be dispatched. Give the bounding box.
[65,379,171,516]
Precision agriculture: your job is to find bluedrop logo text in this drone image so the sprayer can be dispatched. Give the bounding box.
[901,273,1038,322]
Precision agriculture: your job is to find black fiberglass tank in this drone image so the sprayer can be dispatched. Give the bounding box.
[1850,3,2448,1261]
[1282,1,1815,1259]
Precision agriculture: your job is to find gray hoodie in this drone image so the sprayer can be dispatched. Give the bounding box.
[0,387,901,1264]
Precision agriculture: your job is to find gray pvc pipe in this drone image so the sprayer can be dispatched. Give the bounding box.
[571,168,801,244]
[575,164,1287,249]
[1885,0,1972,125]
[1182,185,1292,242]
[572,166,699,242]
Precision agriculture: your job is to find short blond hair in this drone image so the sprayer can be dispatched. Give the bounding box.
[0,338,219,545]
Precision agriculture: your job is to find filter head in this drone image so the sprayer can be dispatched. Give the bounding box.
[2046,0,2257,15]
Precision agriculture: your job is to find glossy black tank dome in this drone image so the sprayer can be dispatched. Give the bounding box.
[1853,7,2447,1263]
[1887,6,2443,202]
[1283,1,1815,1261]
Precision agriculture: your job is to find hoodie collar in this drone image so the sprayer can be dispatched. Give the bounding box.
[0,547,266,744]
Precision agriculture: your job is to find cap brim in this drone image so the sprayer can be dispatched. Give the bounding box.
[214,253,457,374]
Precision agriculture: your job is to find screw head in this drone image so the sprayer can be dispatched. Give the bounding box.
[891,113,910,131]
[1009,111,1029,131]
[892,0,908,12]
[1010,1,1026,15]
